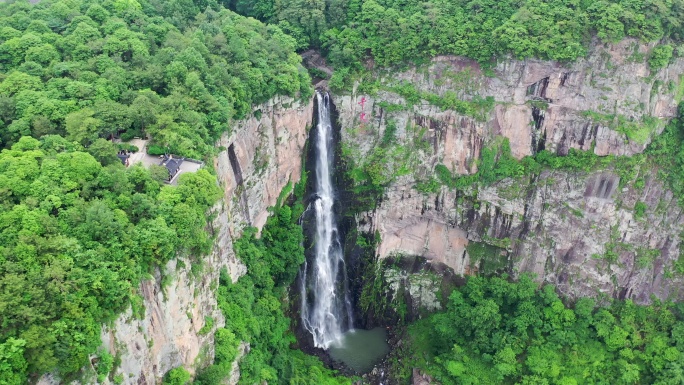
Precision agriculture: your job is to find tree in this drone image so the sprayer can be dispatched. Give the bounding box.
[87,138,120,166]
[0,338,28,385]
[649,44,674,70]
[65,109,102,146]
[163,367,191,385]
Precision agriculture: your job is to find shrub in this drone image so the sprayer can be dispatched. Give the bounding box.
[649,44,673,70]
[147,145,168,156]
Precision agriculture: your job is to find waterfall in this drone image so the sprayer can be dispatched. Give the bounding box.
[300,91,354,349]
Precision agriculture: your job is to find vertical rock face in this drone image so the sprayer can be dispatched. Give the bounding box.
[215,96,313,232]
[338,40,684,304]
[95,204,249,385]
[337,39,681,173]
[36,96,313,385]
[363,170,684,304]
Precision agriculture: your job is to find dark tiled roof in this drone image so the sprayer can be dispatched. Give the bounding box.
[117,153,130,165]
[161,155,183,179]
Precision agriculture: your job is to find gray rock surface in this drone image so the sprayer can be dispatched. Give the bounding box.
[338,40,684,303]
[38,96,312,384]
[362,169,684,304]
[336,39,680,172]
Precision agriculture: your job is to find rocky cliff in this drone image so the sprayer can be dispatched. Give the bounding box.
[38,96,312,385]
[337,39,681,169]
[335,39,684,304]
[215,96,312,232]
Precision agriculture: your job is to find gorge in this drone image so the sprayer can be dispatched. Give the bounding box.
[4,1,684,384]
[32,41,684,384]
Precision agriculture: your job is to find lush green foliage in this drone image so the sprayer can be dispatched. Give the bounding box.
[0,0,311,157]
[196,203,350,385]
[422,136,647,193]
[649,44,675,70]
[163,367,191,385]
[401,275,684,384]
[0,136,221,380]
[389,82,494,122]
[226,0,684,68]
[646,104,684,205]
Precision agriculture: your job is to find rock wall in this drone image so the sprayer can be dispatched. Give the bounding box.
[98,206,235,385]
[38,96,313,385]
[215,96,313,232]
[361,169,684,304]
[337,40,684,304]
[336,39,681,173]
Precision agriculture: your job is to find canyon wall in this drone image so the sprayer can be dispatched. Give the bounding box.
[215,96,313,233]
[337,39,681,171]
[335,39,684,304]
[38,96,312,385]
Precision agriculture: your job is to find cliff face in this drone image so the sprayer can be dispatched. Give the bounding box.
[93,201,251,385]
[110,96,311,384]
[215,96,313,232]
[37,96,312,385]
[337,39,681,172]
[336,40,684,304]
[361,170,684,305]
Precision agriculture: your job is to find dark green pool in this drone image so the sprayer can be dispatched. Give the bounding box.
[328,327,390,373]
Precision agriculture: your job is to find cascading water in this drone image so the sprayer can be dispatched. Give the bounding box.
[300,91,354,349]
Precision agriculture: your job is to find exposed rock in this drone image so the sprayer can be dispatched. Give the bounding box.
[338,40,684,304]
[227,342,250,385]
[336,39,680,172]
[38,96,312,384]
[412,368,437,385]
[215,95,313,233]
[99,256,225,384]
[384,266,442,313]
[362,168,684,304]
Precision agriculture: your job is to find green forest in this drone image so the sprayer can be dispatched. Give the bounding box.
[398,275,684,384]
[0,0,311,157]
[1,0,684,384]
[222,0,684,75]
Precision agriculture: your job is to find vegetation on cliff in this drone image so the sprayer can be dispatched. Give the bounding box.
[197,199,349,385]
[396,275,684,384]
[646,103,684,206]
[2,0,684,384]
[0,136,221,381]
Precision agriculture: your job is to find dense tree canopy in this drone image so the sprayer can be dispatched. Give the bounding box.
[224,0,684,69]
[0,136,221,381]
[403,275,684,384]
[0,0,311,157]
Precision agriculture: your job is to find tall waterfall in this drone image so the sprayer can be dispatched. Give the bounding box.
[300,92,353,349]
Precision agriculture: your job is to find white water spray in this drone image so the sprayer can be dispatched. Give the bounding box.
[300,92,353,349]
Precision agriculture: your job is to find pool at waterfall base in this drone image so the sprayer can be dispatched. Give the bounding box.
[328,327,390,374]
